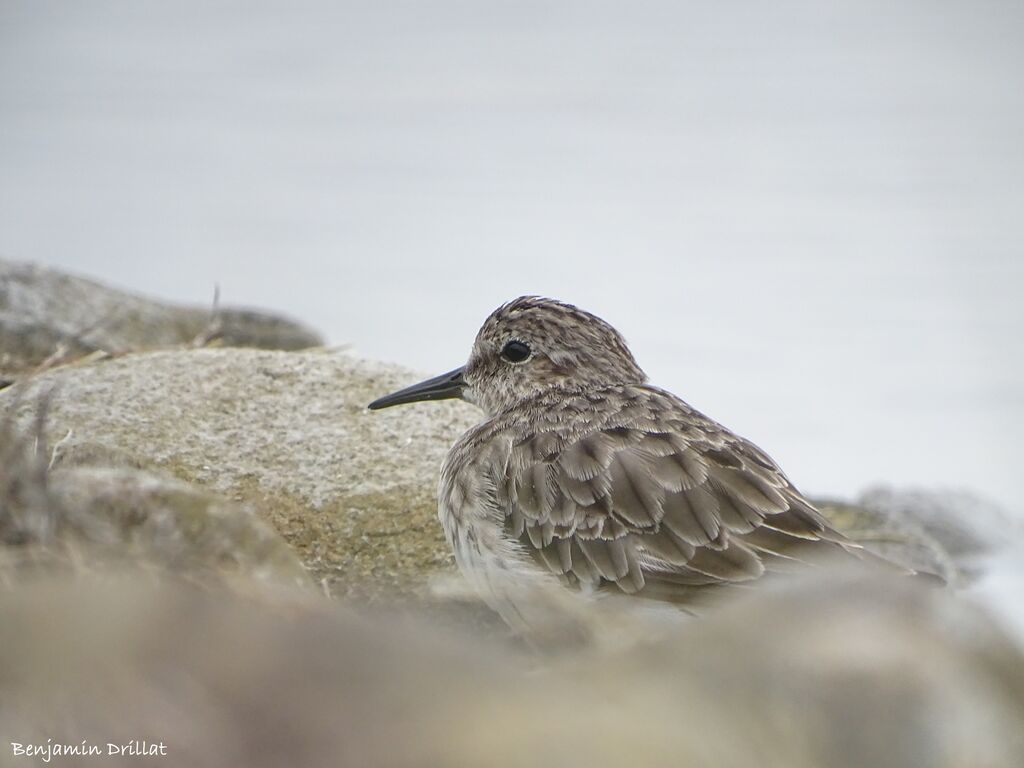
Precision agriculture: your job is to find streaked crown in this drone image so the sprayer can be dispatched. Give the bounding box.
[464,297,647,415]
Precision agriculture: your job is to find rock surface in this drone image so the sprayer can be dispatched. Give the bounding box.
[1,347,478,600]
[815,498,959,584]
[49,466,312,588]
[0,410,310,589]
[857,486,1022,582]
[0,258,323,379]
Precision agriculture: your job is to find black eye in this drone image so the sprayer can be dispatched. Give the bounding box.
[501,340,531,363]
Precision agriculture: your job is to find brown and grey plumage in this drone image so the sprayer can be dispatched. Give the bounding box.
[370,297,895,631]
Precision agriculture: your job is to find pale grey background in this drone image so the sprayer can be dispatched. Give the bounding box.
[2,0,1022,512]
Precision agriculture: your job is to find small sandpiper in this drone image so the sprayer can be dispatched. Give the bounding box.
[370,297,892,633]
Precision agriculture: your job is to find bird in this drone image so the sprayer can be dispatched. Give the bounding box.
[369,296,907,634]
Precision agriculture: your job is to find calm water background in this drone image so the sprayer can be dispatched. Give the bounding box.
[2,1,1022,512]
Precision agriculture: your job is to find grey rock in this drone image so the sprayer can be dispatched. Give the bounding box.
[816,498,959,585]
[1,347,478,600]
[0,258,323,378]
[50,466,312,588]
[856,486,1023,581]
[0,406,310,589]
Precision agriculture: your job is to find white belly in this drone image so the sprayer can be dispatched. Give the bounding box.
[441,501,627,647]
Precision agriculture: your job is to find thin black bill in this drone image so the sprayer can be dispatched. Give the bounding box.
[367,366,466,410]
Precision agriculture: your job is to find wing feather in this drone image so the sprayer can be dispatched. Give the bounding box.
[661,486,722,545]
[608,450,664,527]
[577,539,622,581]
[475,385,867,604]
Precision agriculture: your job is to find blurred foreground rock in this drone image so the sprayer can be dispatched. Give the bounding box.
[1,573,1021,768]
[0,258,322,380]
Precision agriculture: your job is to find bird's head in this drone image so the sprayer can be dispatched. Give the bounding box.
[368,296,647,416]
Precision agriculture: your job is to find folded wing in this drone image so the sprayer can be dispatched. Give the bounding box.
[494,389,861,603]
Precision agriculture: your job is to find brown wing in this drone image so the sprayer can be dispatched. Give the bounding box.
[494,391,859,603]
